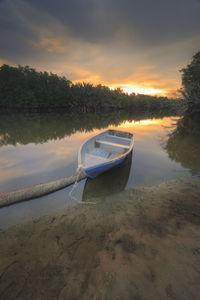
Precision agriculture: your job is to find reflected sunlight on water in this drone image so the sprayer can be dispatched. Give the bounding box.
[118,119,161,127]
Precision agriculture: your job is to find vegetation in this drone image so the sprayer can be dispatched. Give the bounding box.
[179,51,200,133]
[180,51,200,117]
[0,64,182,113]
[165,51,200,171]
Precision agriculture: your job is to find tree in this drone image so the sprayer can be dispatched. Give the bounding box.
[180,51,200,115]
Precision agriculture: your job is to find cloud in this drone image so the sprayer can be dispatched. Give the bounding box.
[0,0,200,94]
[23,0,200,47]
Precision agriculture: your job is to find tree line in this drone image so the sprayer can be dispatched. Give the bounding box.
[0,64,182,113]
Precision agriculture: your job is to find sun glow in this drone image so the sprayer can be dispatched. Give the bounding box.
[110,84,166,96]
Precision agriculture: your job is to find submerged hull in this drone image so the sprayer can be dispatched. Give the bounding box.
[82,152,132,200]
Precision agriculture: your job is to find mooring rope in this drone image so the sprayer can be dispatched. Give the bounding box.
[68,166,82,202]
[68,165,96,205]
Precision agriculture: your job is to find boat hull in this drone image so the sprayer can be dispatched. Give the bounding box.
[84,155,126,179]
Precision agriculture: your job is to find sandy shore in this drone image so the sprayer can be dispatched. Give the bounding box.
[0,177,200,300]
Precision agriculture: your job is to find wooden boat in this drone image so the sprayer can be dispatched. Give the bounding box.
[78,129,134,178]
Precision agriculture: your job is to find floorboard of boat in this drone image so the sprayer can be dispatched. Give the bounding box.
[84,153,109,168]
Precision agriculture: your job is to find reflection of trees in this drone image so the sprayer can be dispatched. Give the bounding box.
[0,111,176,146]
[0,112,122,146]
[165,119,200,175]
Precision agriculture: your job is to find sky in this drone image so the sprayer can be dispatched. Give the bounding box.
[0,0,200,96]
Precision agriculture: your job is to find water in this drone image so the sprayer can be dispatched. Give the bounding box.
[0,112,199,229]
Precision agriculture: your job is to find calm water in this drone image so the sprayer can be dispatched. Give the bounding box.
[0,112,199,229]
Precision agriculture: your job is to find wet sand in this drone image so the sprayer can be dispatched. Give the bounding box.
[0,177,200,300]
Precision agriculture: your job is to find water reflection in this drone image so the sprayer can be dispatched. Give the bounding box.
[0,113,199,229]
[0,111,177,146]
[0,112,124,146]
[165,119,200,175]
[82,152,132,201]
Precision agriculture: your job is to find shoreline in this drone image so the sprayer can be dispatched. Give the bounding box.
[0,177,200,299]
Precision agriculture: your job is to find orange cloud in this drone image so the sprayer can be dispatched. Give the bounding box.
[23,24,183,97]
[0,58,12,66]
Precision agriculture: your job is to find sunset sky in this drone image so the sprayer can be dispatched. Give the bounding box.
[0,0,200,96]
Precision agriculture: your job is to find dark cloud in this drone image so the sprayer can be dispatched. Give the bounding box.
[1,0,200,53]
[22,0,200,46]
[111,0,200,44]
[23,0,117,43]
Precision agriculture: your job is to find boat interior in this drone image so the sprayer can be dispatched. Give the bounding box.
[82,130,133,168]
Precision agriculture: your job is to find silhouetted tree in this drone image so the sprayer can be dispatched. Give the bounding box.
[180,51,200,117]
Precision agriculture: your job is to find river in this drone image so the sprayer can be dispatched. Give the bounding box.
[0,112,199,228]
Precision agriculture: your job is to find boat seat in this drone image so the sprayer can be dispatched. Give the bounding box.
[108,135,131,142]
[96,139,130,149]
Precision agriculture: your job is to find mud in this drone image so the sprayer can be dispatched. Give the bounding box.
[0,177,200,300]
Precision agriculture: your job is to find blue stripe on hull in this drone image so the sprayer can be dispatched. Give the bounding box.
[85,156,125,179]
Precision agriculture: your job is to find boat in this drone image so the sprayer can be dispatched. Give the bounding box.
[78,129,134,178]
